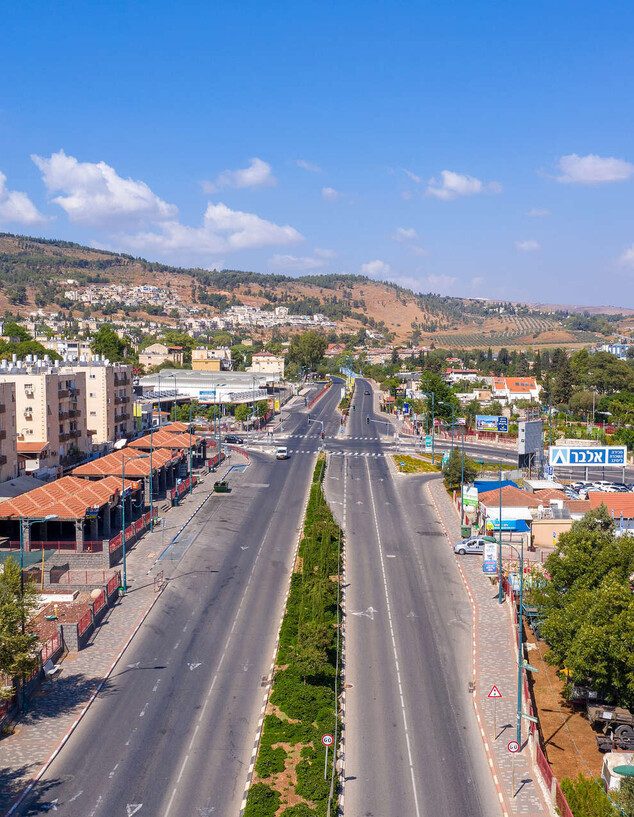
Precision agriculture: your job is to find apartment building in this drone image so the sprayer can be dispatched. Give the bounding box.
[139,343,184,369]
[0,382,18,482]
[62,359,134,445]
[191,347,232,372]
[0,358,92,477]
[247,351,285,377]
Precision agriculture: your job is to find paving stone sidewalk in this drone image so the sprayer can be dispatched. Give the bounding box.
[0,466,233,816]
[428,479,551,817]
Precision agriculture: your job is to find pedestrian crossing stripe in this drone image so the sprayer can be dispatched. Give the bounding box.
[286,450,385,457]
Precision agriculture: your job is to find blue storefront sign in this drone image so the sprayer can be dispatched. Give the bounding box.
[482,560,498,574]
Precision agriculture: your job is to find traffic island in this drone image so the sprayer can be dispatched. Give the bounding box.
[243,454,342,817]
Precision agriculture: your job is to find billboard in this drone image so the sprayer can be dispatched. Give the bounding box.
[518,420,542,455]
[463,485,478,509]
[476,415,508,433]
[549,445,627,467]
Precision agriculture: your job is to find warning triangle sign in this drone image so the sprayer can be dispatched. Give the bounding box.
[488,685,502,698]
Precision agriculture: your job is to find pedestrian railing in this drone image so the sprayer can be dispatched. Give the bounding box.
[77,609,92,637]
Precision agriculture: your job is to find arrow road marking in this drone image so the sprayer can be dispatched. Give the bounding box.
[42,801,58,811]
[188,662,202,671]
[351,606,377,620]
[127,662,140,669]
[240,546,249,550]
[127,806,143,816]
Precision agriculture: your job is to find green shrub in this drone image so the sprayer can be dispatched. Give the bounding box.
[243,783,281,817]
[255,744,287,778]
[281,804,317,816]
[560,774,618,817]
[295,757,331,802]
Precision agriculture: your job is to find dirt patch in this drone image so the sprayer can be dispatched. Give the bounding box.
[524,624,603,780]
[30,595,93,643]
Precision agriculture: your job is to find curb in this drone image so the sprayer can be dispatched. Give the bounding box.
[239,453,318,816]
[5,584,166,817]
[426,480,509,817]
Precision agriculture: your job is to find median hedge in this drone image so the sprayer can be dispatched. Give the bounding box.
[244,454,342,817]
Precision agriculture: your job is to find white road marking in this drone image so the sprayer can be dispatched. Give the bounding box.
[152,679,161,692]
[127,806,143,816]
[365,458,422,817]
[108,762,119,778]
[67,791,83,804]
[188,662,202,671]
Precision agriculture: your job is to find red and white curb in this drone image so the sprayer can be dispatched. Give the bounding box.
[426,482,509,817]
[6,585,166,817]
[239,454,317,816]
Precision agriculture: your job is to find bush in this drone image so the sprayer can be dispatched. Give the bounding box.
[255,744,287,778]
[243,783,281,817]
[560,774,618,817]
[281,804,317,816]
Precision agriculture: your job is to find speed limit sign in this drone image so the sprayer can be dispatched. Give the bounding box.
[322,734,334,746]
[507,740,520,753]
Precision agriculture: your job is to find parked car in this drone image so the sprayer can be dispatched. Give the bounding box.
[571,481,594,492]
[276,446,289,460]
[224,434,244,445]
[610,482,630,491]
[592,480,614,491]
[562,488,580,499]
[453,537,486,555]
[364,389,371,395]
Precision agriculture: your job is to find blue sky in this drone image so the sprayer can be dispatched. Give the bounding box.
[1,1,634,306]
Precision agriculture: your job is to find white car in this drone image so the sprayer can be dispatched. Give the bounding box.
[276,446,289,460]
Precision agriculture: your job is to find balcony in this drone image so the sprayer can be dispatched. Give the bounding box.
[59,432,71,442]
[114,377,130,386]
[69,409,81,418]
[0,455,6,467]
[69,429,81,439]
[57,389,69,398]
[0,430,6,441]
[58,411,69,421]
[115,412,130,422]
[0,403,5,414]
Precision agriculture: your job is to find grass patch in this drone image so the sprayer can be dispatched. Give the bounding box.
[244,454,341,817]
[392,454,440,473]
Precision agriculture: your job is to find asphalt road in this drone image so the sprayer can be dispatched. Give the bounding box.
[14,383,342,817]
[325,380,500,817]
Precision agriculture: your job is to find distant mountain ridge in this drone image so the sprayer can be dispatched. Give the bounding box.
[0,232,623,347]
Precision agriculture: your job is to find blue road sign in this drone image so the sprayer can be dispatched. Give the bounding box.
[482,560,498,574]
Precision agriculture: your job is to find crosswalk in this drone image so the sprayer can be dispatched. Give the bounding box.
[280,434,401,442]
[287,449,387,457]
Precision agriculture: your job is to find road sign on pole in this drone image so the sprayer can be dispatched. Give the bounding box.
[488,685,502,698]
[507,740,520,753]
[322,734,334,780]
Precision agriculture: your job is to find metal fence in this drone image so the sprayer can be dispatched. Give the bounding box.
[77,609,92,637]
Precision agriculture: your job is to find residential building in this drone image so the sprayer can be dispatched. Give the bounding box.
[490,377,541,404]
[191,347,231,371]
[0,359,92,477]
[139,343,184,369]
[39,337,93,359]
[0,382,18,483]
[444,368,481,384]
[62,359,134,445]
[247,350,285,377]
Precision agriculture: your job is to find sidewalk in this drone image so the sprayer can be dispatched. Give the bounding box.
[428,478,551,817]
[0,464,236,816]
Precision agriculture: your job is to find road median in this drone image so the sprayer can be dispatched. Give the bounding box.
[243,453,342,817]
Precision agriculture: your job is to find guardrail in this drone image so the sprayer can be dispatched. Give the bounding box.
[307,381,331,409]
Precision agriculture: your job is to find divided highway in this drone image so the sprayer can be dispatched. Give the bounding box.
[325,381,500,816]
[13,385,341,817]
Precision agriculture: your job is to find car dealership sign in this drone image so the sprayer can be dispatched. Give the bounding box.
[549,445,627,467]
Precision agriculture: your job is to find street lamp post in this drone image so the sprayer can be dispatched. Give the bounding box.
[149,424,154,532]
[461,423,465,526]
[188,402,193,491]
[498,464,504,605]
[504,539,526,745]
[121,452,149,594]
[19,513,57,713]
[439,401,455,452]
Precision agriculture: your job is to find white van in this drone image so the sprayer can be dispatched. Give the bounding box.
[276,446,289,460]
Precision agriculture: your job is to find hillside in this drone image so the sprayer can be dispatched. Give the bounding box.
[0,233,619,348]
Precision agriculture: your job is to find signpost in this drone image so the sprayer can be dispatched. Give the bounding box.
[489,686,502,737]
[425,435,432,451]
[508,740,520,794]
[549,445,627,467]
[442,451,450,467]
[476,415,509,433]
[322,733,334,779]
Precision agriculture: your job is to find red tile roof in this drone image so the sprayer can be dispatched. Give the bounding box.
[478,485,543,508]
[0,475,135,520]
[588,493,634,516]
[492,377,538,393]
[533,489,570,502]
[72,447,177,478]
[160,422,190,433]
[17,441,49,454]
[129,430,201,450]
[563,499,592,514]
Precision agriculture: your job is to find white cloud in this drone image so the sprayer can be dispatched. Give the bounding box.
[515,240,540,252]
[296,159,322,173]
[361,259,391,278]
[526,207,551,217]
[268,253,325,271]
[205,157,277,191]
[32,150,177,226]
[555,153,634,184]
[118,202,303,260]
[314,247,337,259]
[391,226,417,242]
[619,245,634,267]
[322,187,339,201]
[426,170,501,200]
[0,170,49,225]
[470,276,485,289]
[419,274,458,294]
[402,168,422,183]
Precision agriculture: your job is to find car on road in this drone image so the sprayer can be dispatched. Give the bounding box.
[364,389,371,395]
[453,537,487,555]
[224,434,244,444]
[276,446,289,460]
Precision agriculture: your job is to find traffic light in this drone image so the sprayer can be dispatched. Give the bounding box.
[366,415,370,425]
[321,431,325,439]
[308,414,311,421]
[352,404,356,411]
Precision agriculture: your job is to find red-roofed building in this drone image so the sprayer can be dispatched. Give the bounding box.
[588,492,634,520]
[491,377,541,403]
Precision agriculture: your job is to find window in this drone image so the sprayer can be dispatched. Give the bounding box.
[89,392,96,398]
[89,374,96,379]
[90,410,97,416]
